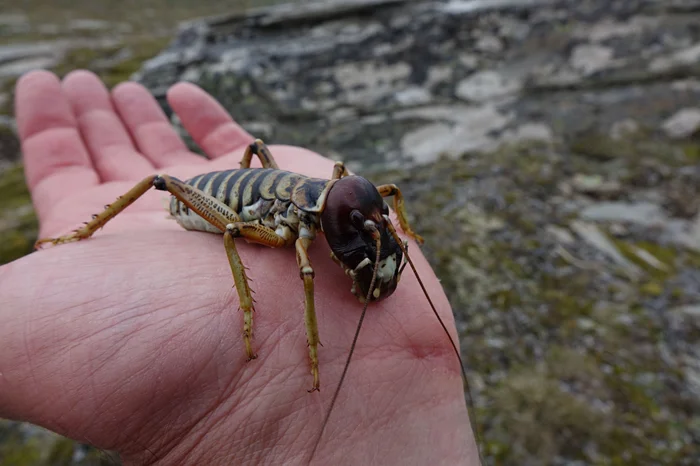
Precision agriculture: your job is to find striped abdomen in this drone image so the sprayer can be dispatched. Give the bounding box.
[168,168,334,240]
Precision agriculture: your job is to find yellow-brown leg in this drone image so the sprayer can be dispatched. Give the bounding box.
[34,172,280,366]
[239,138,280,169]
[162,175,297,363]
[376,184,424,244]
[331,161,349,180]
[223,229,257,360]
[35,175,159,248]
[295,236,320,392]
[224,221,294,362]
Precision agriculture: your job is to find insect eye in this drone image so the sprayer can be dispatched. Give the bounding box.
[350,210,365,230]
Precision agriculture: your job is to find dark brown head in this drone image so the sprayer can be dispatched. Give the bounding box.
[320,176,404,302]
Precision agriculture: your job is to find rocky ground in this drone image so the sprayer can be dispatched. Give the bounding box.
[1,0,700,465]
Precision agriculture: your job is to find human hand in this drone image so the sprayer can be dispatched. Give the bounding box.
[0,69,479,465]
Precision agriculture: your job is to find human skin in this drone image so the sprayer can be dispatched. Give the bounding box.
[0,69,480,465]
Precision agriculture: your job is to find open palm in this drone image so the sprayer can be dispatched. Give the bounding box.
[0,70,478,465]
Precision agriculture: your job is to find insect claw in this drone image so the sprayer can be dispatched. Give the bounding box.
[307,386,320,393]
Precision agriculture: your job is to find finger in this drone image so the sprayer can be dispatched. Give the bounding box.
[15,70,99,221]
[61,70,155,181]
[111,82,206,168]
[166,82,254,159]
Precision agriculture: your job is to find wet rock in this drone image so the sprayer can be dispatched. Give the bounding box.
[662,108,700,139]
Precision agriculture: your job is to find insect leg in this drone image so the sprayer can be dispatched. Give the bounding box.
[239,138,280,169]
[295,236,321,392]
[159,175,295,361]
[376,184,424,244]
[331,161,349,179]
[35,175,159,248]
[224,222,294,362]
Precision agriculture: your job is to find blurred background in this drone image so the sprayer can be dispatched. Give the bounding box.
[1,0,700,464]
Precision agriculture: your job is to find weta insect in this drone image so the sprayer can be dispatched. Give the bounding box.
[35,139,471,464]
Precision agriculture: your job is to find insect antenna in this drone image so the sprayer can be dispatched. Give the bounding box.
[385,218,484,465]
[307,230,382,465]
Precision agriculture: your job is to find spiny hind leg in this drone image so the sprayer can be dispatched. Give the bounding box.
[295,236,320,392]
[225,221,294,361]
[34,173,245,249]
[35,175,159,248]
[239,138,280,169]
[156,176,294,362]
[376,184,424,244]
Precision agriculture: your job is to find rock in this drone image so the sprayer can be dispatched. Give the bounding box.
[0,13,29,36]
[570,221,642,276]
[580,202,668,227]
[0,42,68,80]
[546,225,575,245]
[671,79,700,92]
[576,16,659,43]
[36,24,61,35]
[475,34,503,54]
[570,44,614,75]
[674,305,700,319]
[131,0,700,172]
[501,122,554,143]
[68,19,111,32]
[649,43,700,72]
[0,56,58,79]
[661,108,700,139]
[570,174,621,196]
[456,70,522,103]
[609,119,640,140]
[668,212,700,252]
[399,104,511,162]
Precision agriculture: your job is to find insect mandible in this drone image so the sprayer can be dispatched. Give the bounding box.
[34,139,471,463]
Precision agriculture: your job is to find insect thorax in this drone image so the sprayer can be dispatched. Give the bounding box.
[168,168,330,242]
